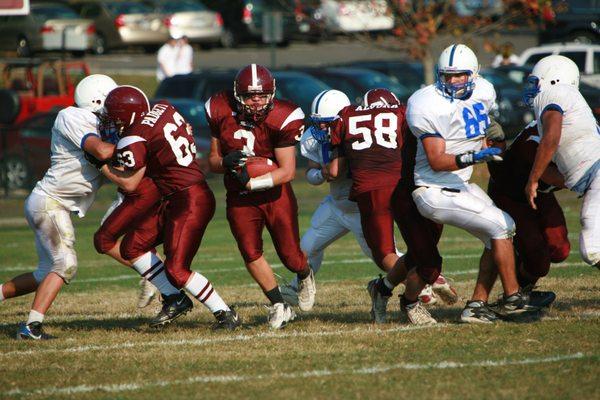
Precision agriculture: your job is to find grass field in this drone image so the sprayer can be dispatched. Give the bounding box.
[0,172,598,399]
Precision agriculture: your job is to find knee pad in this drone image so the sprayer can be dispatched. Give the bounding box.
[52,247,78,284]
[550,243,570,263]
[93,228,117,254]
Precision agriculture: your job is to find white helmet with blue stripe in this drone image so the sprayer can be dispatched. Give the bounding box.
[310,89,350,123]
[436,44,479,100]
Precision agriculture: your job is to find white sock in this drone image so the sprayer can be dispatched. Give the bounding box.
[132,252,179,296]
[184,272,229,313]
[0,284,5,301]
[27,309,44,325]
[383,277,396,290]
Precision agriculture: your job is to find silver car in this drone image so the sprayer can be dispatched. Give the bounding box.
[145,0,223,46]
[0,2,95,57]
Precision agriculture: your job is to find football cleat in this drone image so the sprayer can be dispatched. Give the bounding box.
[432,274,459,305]
[490,291,542,316]
[418,285,438,306]
[212,308,242,331]
[521,284,556,308]
[137,278,157,309]
[16,322,55,340]
[460,300,499,324]
[400,296,437,325]
[367,277,391,324]
[149,291,193,328]
[267,302,296,329]
[279,283,299,306]
[297,268,316,311]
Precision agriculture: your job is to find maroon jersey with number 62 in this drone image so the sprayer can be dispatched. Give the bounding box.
[205,90,305,194]
[330,103,409,199]
[115,101,204,195]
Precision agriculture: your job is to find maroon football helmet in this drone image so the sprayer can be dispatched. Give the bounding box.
[234,64,276,122]
[103,85,150,131]
[363,88,400,107]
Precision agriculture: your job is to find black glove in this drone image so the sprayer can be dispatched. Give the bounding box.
[234,164,250,187]
[222,150,247,170]
[84,151,106,170]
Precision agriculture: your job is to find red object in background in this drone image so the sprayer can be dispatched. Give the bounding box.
[114,14,125,29]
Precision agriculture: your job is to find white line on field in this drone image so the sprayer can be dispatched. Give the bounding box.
[0,324,442,357]
[2,353,591,397]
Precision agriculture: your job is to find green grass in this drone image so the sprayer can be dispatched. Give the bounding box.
[0,172,598,399]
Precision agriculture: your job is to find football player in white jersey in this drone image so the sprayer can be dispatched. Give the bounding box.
[407,44,545,323]
[523,55,600,269]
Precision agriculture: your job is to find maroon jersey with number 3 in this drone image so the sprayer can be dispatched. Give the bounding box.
[115,101,203,195]
[330,103,409,199]
[205,91,305,194]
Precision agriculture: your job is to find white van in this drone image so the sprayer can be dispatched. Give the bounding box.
[517,43,600,88]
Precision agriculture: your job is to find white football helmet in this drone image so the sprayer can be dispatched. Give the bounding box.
[75,74,118,113]
[522,55,580,107]
[436,44,479,100]
[310,89,350,123]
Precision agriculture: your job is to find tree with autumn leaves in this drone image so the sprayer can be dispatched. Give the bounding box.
[385,0,557,83]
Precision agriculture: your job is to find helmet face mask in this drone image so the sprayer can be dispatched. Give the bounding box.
[103,85,151,134]
[234,64,276,122]
[436,44,479,101]
[75,74,117,114]
[521,55,580,108]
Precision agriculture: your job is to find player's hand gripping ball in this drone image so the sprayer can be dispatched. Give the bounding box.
[234,156,278,188]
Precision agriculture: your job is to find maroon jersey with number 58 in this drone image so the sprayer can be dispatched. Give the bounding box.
[115,101,204,195]
[330,103,409,199]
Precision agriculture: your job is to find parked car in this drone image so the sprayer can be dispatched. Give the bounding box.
[340,60,425,94]
[202,0,299,48]
[0,57,90,125]
[517,43,600,88]
[0,2,96,57]
[298,67,410,103]
[143,0,224,48]
[539,0,600,44]
[0,109,57,190]
[69,0,170,54]
[318,0,394,34]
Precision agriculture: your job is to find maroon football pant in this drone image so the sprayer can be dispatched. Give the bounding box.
[94,178,162,254]
[490,188,570,280]
[226,183,307,272]
[392,183,444,285]
[121,182,216,288]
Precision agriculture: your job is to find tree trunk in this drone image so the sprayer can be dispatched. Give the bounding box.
[422,45,435,85]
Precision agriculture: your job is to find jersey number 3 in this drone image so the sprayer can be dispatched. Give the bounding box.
[164,112,197,166]
[348,113,398,150]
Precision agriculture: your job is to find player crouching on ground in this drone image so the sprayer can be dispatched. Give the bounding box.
[206,64,315,329]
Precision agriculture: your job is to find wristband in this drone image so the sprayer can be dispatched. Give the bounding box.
[306,168,325,185]
[249,173,274,191]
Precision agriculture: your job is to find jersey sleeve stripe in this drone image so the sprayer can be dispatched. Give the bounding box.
[80,132,100,149]
[419,133,443,140]
[117,135,146,149]
[541,103,564,117]
[280,107,305,130]
[204,98,212,119]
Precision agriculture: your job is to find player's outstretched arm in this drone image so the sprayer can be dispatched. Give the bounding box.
[208,137,227,174]
[525,110,563,209]
[100,164,146,193]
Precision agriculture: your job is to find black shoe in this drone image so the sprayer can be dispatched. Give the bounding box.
[522,284,556,308]
[212,308,241,331]
[16,321,56,340]
[491,291,541,316]
[460,301,499,324]
[149,291,193,328]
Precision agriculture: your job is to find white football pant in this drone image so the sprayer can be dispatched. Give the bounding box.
[580,169,600,266]
[25,192,78,283]
[412,183,515,249]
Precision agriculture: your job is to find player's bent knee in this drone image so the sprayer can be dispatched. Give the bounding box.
[93,228,116,254]
[550,242,570,263]
[51,249,78,284]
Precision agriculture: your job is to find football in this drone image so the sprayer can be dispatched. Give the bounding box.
[243,156,278,178]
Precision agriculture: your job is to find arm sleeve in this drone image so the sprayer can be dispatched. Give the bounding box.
[204,97,221,139]
[57,109,99,149]
[536,87,566,118]
[276,114,305,148]
[406,109,441,140]
[115,135,148,171]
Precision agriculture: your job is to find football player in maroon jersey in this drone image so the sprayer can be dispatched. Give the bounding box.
[206,64,315,329]
[484,121,568,309]
[100,85,240,330]
[329,89,450,325]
